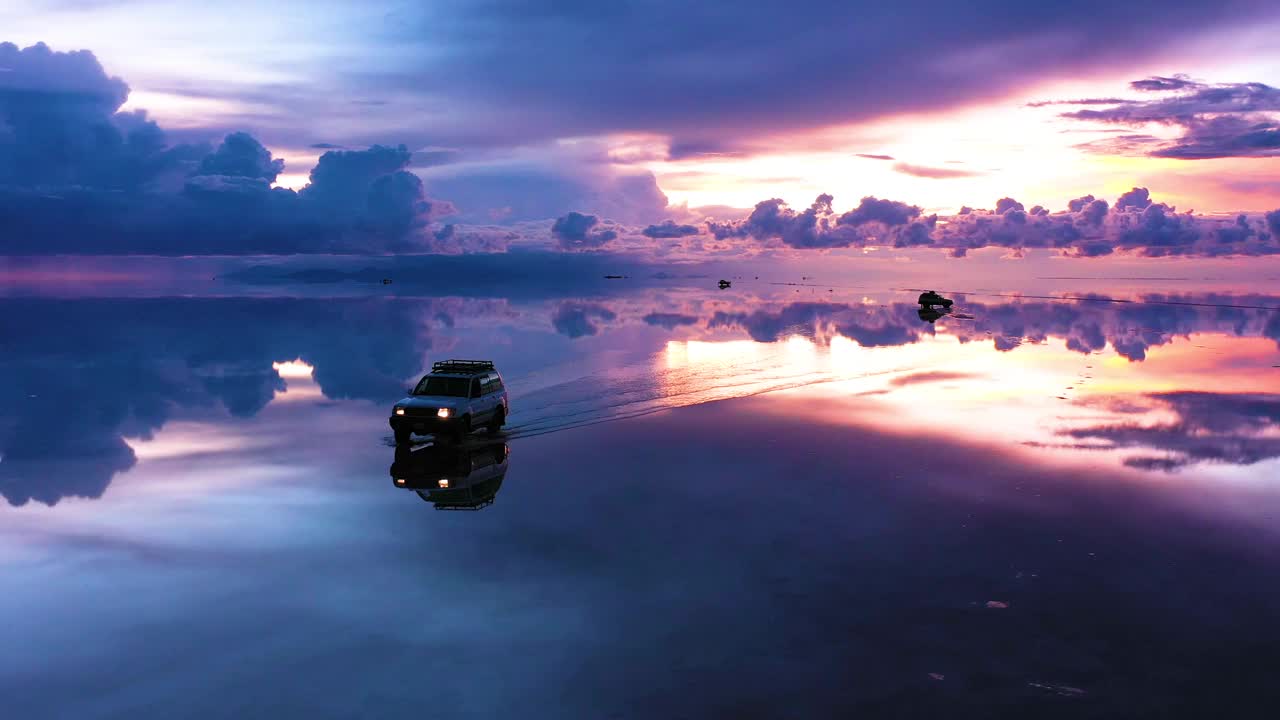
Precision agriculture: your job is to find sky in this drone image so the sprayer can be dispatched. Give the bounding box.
[2,0,1280,257]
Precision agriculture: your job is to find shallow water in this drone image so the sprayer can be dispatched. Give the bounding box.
[3,272,1280,717]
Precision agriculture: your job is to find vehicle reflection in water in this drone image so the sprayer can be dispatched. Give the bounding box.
[916,306,950,324]
[390,441,510,510]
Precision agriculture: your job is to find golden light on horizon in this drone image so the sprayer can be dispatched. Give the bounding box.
[272,360,315,379]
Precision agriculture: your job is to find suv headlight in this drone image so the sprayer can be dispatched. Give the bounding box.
[394,407,405,416]
[437,408,451,418]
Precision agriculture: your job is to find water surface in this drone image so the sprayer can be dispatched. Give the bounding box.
[3,273,1279,717]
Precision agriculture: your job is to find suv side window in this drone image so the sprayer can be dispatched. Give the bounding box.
[492,378,504,394]
[470,378,483,398]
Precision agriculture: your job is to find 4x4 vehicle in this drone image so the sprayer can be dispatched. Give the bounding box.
[917,290,953,308]
[390,360,508,444]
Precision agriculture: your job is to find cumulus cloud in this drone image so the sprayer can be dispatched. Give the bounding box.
[642,220,701,238]
[1055,77,1280,159]
[0,41,191,191]
[196,132,284,182]
[551,211,619,249]
[697,189,1280,258]
[0,42,455,254]
[705,195,933,249]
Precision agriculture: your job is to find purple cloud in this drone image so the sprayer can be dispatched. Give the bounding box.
[700,189,1280,258]
[551,211,618,249]
[363,0,1280,153]
[1055,77,1280,159]
[642,220,701,239]
[892,162,981,179]
[0,42,454,254]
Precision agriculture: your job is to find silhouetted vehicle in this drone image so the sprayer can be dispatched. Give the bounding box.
[917,306,950,324]
[918,290,953,308]
[718,279,732,289]
[391,360,508,444]
[391,442,509,510]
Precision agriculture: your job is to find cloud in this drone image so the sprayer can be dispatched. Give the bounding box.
[706,195,933,249]
[856,153,895,161]
[0,42,460,254]
[0,41,191,191]
[551,211,618,249]
[701,189,1280,258]
[642,220,701,238]
[892,162,981,179]
[1130,74,1200,92]
[839,197,924,227]
[1054,77,1280,159]
[416,142,670,225]
[365,0,1280,151]
[196,132,283,182]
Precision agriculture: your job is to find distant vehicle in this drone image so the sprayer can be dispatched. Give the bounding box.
[718,279,732,289]
[391,442,509,510]
[918,290,953,308]
[390,360,508,444]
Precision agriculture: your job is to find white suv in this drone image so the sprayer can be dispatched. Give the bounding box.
[391,360,508,444]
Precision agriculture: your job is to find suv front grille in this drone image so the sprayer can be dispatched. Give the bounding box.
[401,407,438,418]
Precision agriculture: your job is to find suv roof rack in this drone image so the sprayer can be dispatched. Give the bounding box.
[431,359,495,374]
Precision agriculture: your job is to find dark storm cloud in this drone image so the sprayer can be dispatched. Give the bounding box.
[0,43,453,254]
[196,131,283,182]
[373,0,1280,149]
[551,211,618,249]
[1055,77,1280,159]
[642,220,701,239]
[0,41,190,190]
[1064,392,1280,471]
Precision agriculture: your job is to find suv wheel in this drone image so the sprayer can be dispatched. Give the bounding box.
[487,407,505,434]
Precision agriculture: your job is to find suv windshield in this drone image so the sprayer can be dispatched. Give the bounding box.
[413,376,471,397]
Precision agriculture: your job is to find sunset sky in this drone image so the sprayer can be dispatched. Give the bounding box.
[3,0,1280,256]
